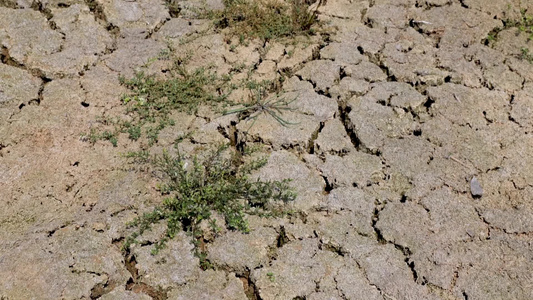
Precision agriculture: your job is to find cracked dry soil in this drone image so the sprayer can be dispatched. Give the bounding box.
[1,0,533,299]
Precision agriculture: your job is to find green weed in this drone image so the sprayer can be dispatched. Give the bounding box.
[214,0,322,41]
[520,47,533,62]
[513,9,533,40]
[165,0,180,18]
[267,272,276,282]
[118,64,232,143]
[486,8,533,45]
[223,81,298,130]
[123,144,296,259]
[81,128,118,147]
[120,66,227,118]
[83,63,233,146]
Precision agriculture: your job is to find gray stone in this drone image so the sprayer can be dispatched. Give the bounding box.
[470,176,483,197]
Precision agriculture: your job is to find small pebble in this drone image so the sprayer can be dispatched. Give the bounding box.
[470,176,483,198]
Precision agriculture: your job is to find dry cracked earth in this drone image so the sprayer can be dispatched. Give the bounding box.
[1,0,533,299]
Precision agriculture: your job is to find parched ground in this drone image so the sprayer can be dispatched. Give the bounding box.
[1,0,533,299]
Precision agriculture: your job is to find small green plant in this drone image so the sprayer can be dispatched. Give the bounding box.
[122,121,142,141]
[223,81,298,130]
[520,47,533,62]
[81,128,119,147]
[515,9,533,40]
[84,63,232,146]
[486,8,533,44]
[165,0,180,17]
[123,144,296,260]
[267,272,275,282]
[122,150,150,162]
[214,0,322,41]
[120,65,227,118]
[486,32,497,43]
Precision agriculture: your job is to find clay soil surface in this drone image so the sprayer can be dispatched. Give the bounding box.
[1,0,533,299]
